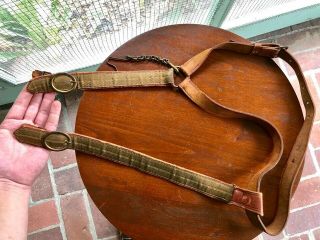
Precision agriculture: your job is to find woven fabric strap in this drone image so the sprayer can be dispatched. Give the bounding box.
[16,41,315,236]
[14,124,261,214]
[27,69,175,93]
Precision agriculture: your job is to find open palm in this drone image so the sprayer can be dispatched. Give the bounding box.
[0,86,61,186]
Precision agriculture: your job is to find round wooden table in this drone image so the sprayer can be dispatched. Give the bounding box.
[75,24,303,240]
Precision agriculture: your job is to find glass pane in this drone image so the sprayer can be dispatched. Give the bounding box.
[0,0,217,84]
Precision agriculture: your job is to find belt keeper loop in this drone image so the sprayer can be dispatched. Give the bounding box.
[250,42,262,55]
[250,42,281,58]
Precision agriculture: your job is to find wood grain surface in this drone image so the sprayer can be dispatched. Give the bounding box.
[75,24,303,240]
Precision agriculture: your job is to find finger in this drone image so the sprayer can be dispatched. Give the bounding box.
[23,93,44,121]
[34,93,56,127]
[5,85,33,120]
[45,100,61,131]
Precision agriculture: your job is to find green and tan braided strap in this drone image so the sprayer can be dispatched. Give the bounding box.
[14,124,263,215]
[27,69,175,93]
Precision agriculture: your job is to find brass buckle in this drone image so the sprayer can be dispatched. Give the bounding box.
[50,73,77,93]
[42,131,71,151]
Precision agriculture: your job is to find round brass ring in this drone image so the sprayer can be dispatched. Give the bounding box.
[50,73,77,93]
[42,132,72,151]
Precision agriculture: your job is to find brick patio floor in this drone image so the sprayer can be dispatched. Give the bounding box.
[25,26,320,240]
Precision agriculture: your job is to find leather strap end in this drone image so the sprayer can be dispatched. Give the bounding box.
[14,124,47,147]
[230,186,263,216]
[32,70,52,78]
[27,76,54,93]
[250,43,281,58]
[28,70,54,93]
[14,124,73,151]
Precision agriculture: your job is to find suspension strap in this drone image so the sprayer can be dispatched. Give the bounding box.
[14,123,263,215]
[27,69,175,93]
[177,41,314,235]
[17,40,314,236]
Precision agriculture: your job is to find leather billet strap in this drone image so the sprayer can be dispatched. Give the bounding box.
[16,40,315,235]
[27,69,175,93]
[14,123,262,215]
[179,41,314,235]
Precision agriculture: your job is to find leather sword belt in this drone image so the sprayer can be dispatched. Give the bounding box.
[14,40,315,236]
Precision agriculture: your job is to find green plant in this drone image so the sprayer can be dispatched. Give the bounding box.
[14,0,48,49]
[0,0,65,62]
[0,6,31,61]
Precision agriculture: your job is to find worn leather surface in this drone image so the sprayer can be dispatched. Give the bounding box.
[178,41,314,235]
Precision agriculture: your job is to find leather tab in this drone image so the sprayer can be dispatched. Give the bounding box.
[14,124,73,151]
[250,43,281,58]
[231,187,263,216]
[32,70,51,78]
[14,124,47,148]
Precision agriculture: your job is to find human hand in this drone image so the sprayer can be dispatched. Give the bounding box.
[0,86,61,188]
